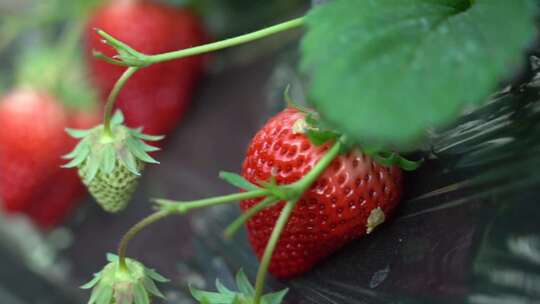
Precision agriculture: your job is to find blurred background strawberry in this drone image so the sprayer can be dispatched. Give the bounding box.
[86,0,208,136]
[0,1,102,229]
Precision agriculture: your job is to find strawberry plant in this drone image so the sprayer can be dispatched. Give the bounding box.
[9,0,533,303]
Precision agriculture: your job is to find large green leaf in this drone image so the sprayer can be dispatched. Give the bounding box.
[301,0,537,150]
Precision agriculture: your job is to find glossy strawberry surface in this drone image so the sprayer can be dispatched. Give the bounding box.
[241,108,403,278]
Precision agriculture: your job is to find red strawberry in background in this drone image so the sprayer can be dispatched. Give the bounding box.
[23,109,101,228]
[0,88,69,213]
[24,169,86,228]
[86,0,208,136]
[240,108,403,278]
[0,87,101,228]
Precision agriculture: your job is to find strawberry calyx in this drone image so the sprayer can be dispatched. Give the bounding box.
[63,110,163,212]
[82,253,169,304]
[287,105,423,171]
[63,110,162,180]
[93,29,152,67]
[190,269,288,304]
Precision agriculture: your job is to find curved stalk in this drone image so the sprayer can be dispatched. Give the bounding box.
[103,66,139,136]
[253,138,344,303]
[150,17,304,63]
[117,188,270,270]
[97,17,304,135]
[253,200,297,303]
[118,210,169,270]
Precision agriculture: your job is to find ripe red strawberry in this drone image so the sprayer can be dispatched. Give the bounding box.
[24,169,85,228]
[241,108,403,278]
[0,88,69,212]
[23,109,101,228]
[85,0,207,135]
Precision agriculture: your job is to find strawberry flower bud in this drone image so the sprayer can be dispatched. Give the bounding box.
[82,254,169,304]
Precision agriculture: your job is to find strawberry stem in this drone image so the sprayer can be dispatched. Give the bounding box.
[117,210,169,270]
[99,16,304,137]
[252,137,344,304]
[96,17,304,68]
[253,199,297,303]
[96,17,305,131]
[103,66,139,136]
[117,188,270,269]
[154,188,271,213]
[149,17,305,64]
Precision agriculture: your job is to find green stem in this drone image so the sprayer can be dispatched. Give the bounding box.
[253,200,297,303]
[117,189,270,270]
[103,66,139,136]
[149,17,304,64]
[156,189,270,214]
[118,210,170,270]
[99,17,304,136]
[253,138,344,303]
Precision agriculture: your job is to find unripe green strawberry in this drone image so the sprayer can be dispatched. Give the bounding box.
[79,159,143,212]
[63,111,162,213]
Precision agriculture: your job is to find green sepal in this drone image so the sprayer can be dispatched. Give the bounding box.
[215,279,235,295]
[231,295,244,304]
[106,253,119,263]
[190,284,236,303]
[133,282,149,304]
[102,145,117,174]
[303,112,341,146]
[83,253,168,304]
[145,268,169,283]
[219,171,259,191]
[62,139,91,168]
[95,29,152,68]
[283,85,311,114]
[118,150,141,176]
[95,285,114,304]
[63,110,163,183]
[235,269,254,297]
[126,137,159,164]
[131,130,165,142]
[63,137,90,160]
[142,276,165,299]
[260,289,289,304]
[365,149,423,171]
[88,283,107,304]
[306,128,339,146]
[85,153,101,182]
[111,110,124,125]
[66,128,92,139]
[81,273,102,290]
[139,142,160,152]
[190,269,288,304]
